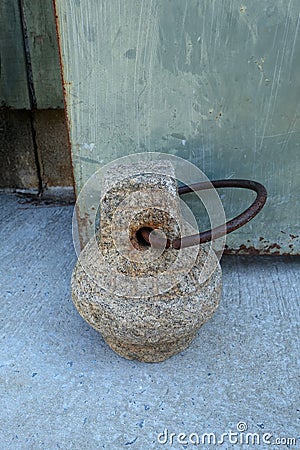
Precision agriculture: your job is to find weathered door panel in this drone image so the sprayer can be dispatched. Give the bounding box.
[54,0,300,254]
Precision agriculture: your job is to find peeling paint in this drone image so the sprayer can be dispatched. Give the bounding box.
[124,48,136,59]
[170,133,187,141]
[81,143,95,152]
[224,244,283,256]
[224,241,295,256]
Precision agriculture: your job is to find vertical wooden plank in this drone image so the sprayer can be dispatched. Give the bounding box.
[54,0,300,254]
[0,0,30,108]
[22,0,64,109]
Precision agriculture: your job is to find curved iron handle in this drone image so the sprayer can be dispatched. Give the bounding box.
[139,179,267,249]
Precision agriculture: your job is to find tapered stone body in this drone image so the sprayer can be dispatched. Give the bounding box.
[71,161,222,362]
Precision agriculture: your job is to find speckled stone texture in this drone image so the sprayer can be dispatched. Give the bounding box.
[98,160,182,277]
[71,161,222,362]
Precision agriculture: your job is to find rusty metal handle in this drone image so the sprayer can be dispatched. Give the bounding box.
[139,179,267,249]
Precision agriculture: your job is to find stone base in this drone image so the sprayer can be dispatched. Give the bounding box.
[72,237,222,363]
[104,333,196,363]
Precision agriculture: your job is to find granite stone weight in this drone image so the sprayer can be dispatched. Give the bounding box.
[71,161,222,362]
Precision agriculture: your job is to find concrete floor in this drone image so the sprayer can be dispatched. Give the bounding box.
[0,193,299,450]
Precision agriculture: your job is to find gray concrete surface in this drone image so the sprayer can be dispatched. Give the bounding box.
[0,193,299,450]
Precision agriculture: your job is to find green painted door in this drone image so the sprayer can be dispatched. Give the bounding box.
[54,0,300,254]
